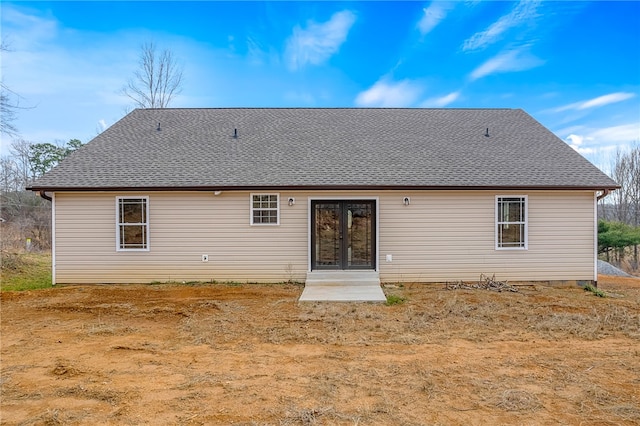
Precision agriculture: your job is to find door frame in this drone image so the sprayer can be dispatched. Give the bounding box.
[308,196,379,272]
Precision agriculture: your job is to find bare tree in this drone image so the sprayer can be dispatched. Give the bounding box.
[1,41,20,136]
[0,156,20,193]
[1,140,51,250]
[609,145,640,226]
[598,144,640,272]
[9,139,32,186]
[121,42,184,108]
[1,138,83,251]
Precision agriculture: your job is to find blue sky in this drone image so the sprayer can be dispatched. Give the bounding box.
[1,1,639,170]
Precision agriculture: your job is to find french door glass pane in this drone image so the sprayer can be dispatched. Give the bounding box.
[347,203,372,267]
[315,203,340,267]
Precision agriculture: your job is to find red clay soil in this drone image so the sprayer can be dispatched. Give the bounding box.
[1,276,639,425]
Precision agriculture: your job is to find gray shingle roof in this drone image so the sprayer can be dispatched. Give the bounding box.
[28,108,619,191]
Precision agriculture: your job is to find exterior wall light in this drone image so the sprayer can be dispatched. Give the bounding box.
[288,197,295,206]
[403,197,410,206]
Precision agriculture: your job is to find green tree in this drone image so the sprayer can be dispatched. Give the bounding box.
[28,139,83,178]
[598,220,640,265]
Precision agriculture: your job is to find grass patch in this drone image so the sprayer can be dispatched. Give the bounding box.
[584,284,607,298]
[0,251,52,291]
[385,294,406,306]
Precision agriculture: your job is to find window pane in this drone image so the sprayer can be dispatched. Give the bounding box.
[507,200,522,222]
[140,199,147,223]
[120,198,146,223]
[120,225,146,249]
[253,210,277,224]
[499,224,524,247]
[498,198,524,223]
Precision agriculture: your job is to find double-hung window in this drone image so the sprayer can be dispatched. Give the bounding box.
[251,194,279,225]
[116,196,149,250]
[496,196,527,249]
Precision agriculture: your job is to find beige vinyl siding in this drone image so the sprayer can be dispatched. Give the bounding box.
[54,192,308,283]
[378,190,595,282]
[53,190,596,284]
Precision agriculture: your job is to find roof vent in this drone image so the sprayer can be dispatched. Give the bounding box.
[485,127,490,137]
[157,122,161,131]
[233,128,238,138]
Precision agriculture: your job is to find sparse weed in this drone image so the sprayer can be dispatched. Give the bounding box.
[584,284,607,298]
[385,294,406,306]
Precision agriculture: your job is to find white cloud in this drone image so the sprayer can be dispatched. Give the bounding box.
[469,48,544,81]
[562,123,639,164]
[417,2,453,36]
[566,134,596,154]
[563,124,640,146]
[0,6,58,49]
[355,78,423,107]
[285,10,356,71]
[555,125,584,136]
[463,0,540,51]
[566,134,585,146]
[554,92,636,112]
[0,5,199,153]
[588,124,640,144]
[97,119,107,132]
[420,91,461,107]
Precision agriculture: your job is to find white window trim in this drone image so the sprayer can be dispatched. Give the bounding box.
[51,192,56,285]
[593,192,598,283]
[250,193,280,226]
[116,196,150,251]
[495,195,528,250]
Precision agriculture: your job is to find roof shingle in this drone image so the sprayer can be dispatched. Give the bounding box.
[28,108,619,191]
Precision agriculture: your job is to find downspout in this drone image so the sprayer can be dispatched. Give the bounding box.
[594,189,611,288]
[39,191,52,202]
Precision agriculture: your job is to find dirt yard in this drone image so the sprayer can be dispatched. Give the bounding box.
[1,276,639,425]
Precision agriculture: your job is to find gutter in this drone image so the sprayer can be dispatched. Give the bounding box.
[28,184,622,193]
[596,189,611,201]
[39,191,53,202]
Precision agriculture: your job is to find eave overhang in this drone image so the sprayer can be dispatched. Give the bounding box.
[27,184,621,193]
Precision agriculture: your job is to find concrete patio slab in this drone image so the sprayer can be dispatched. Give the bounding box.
[299,285,387,302]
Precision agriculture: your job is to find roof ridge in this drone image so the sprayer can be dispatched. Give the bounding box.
[139,107,518,111]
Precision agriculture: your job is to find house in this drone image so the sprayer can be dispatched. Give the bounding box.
[28,108,618,290]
